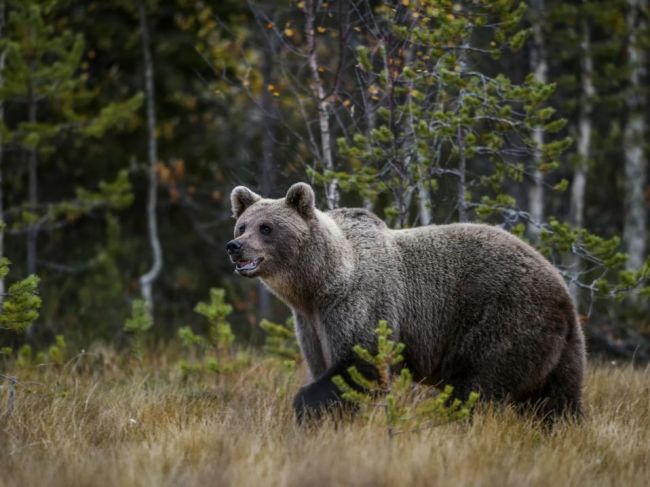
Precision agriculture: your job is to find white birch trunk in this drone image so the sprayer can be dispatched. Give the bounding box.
[623,0,648,270]
[569,18,595,303]
[138,1,163,313]
[417,182,432,225]
[305,0,339,209]
[528,1,547,240]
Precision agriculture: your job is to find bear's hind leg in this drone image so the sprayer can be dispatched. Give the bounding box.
[518,334,585,421]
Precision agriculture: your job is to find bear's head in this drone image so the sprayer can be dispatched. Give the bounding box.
[227,183,316,279]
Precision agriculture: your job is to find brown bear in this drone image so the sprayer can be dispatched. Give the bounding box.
[227,182,586,422]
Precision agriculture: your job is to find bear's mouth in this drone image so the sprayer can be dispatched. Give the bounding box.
[235,257,264,275]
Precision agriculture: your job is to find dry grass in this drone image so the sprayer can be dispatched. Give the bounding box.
[1,350,649,487]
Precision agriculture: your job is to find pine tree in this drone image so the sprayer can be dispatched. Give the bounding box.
[260,316,302,365]
[324,0,569,228]
[0,222,40,340]
[622,0,648,271]
[178,288,249,377]
[0,0,141,276]
[333,321,478,437]
[124,298,153,364]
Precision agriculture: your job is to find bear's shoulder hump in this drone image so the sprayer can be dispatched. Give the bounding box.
[327,208,387,231]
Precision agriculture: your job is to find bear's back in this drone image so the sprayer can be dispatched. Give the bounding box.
[394,223,560,279]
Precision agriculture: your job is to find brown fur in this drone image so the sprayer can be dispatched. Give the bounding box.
[229,183,586,420]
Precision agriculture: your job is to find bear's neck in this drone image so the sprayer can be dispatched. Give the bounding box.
[262,210,354,314]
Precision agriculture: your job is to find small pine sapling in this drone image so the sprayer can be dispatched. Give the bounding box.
[0,257,41,335]
[0,245,41,414]
[178,288,249,378]
[333,321,479,438]
[124,299,153,364]
[15,344,34,369]
[194,288,235,355]
[47,335,67,367]
[10,335,68,370]
[260,316,302,397]
[260,316,302,369]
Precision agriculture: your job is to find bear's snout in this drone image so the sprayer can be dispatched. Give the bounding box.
[226,239,242,256]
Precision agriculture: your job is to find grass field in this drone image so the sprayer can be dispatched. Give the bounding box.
[1,349,649,487]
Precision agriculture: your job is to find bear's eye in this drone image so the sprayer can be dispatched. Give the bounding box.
[259,224,272,236]
[238,224,246,235]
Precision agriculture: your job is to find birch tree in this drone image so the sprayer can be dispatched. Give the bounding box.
[569,15,596,302]
[623,0,648,270]
[304,0,340,209]
[528,0,548,240]
[137,0,163,314]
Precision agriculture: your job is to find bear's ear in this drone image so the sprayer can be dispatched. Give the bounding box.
[285,182,315,217]
[231,186,261,218]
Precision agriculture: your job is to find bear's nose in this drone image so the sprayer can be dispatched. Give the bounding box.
[226,239,242,255]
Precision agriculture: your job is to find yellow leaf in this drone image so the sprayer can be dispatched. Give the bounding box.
[284,27,294,37]
[174,160,186,179]
[317,26,326,33]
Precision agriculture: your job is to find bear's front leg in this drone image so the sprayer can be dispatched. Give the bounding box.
[293,355,378,423]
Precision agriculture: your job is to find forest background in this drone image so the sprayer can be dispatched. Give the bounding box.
[1,0,649,362]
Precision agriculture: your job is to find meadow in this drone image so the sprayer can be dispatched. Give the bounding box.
[1,349,648,487]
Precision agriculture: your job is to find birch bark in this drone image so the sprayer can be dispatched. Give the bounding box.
[569,18,595,303]
[623,0,648,270]
[305,0,339,209]
[528,0,547,240]
[138,1,163,313]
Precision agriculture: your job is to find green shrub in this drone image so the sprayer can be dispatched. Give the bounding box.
[334,321,479,437]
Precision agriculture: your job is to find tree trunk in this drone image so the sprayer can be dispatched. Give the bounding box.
[26,78,38,275]
[305,0,339,209]
[569,17,595,304]
[623,0,647,271]
[256,26,279,323]
[361,73,375,212]
[417,181,432,225]
[528,0,547,240]
[138,1,163,314]
[457,125,468,223]
[0,0,5,304]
